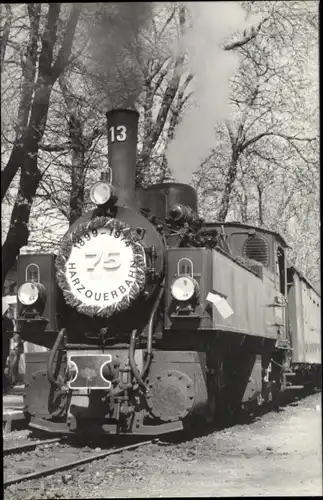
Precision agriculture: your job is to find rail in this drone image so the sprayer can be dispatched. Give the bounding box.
[4,439,153,487]
[4,437,63,456]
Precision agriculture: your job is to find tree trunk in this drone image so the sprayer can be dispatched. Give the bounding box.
[58,75,89,225]
[68,115,86,225]
[137,5,187,185]
[238,178,248,223]
[217,151,239,222]
[240,193,248,223]
[1,3,41,202]
[0,5,13,73]
[2,141,41,289]
[159,101,180,182]
[160,74,193,183]
[2,82,52,285]
[257,184,264,225]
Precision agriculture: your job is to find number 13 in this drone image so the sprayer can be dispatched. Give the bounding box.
[109,125,127,143]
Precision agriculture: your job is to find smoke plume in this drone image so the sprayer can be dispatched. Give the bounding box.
[84,2,153,109]
[166,2,257,183]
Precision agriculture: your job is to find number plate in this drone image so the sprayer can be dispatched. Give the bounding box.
[67,354,112,390]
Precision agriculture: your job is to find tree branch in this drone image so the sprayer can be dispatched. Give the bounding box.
[159,5,176,39]
[241,131,317,154]
[224,16,269,51]
[39,142,70,152]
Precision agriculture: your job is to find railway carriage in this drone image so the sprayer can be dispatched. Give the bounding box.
[14,108,321,436]
[286,267,321,388]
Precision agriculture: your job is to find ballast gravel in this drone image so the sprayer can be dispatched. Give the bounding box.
[4,392,322,499]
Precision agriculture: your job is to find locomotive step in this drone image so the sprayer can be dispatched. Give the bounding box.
[5,384,25,396]
[3,393,27,433]
[284,385,304,390]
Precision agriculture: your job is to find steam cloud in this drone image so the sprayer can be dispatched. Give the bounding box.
[167,2,257,183]
[85,2,152,109]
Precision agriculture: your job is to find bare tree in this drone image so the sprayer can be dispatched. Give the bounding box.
[82,2,194,186]
[0,4,13,73]
[26,2,196,238]
[196,1,318,222]
[135,4,194,184]
[1,2,156,256]
[192,1,319,284]
[29,2,155,234]
[1,3,82,288]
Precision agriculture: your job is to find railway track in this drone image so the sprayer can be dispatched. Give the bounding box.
[4,437,63,456]
[4,438,153,488]
[4,389,316,490]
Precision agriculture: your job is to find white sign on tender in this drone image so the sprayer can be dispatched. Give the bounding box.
[206,292,234,319]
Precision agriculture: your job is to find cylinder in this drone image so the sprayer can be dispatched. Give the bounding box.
[106,109,139,207]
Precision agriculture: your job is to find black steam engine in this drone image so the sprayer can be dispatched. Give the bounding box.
[15,109,321,436]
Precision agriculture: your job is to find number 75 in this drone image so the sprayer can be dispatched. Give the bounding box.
[85,252,121,272]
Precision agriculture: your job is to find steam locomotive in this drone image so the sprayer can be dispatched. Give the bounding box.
[15,109,321,436]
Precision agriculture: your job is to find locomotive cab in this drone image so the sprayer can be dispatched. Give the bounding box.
[204,221,289,296]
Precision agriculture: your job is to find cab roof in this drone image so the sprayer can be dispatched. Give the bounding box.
[204,221,290,249]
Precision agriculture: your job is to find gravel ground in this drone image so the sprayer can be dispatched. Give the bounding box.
[3,429,32,449]
[4,392,322,499]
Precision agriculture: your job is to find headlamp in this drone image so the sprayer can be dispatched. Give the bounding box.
[170,276,198,302]
[89,181,112,206]
[18,282,40,305]
[17,282,47,315]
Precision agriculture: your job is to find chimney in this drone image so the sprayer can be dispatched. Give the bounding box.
[106,108,139,208]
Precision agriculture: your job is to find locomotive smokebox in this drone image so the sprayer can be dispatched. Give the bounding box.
[106,108,139,207]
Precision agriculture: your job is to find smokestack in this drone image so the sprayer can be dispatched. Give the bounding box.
[106,108,139,207]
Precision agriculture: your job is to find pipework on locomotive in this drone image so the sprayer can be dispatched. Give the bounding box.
[15,109,321,436]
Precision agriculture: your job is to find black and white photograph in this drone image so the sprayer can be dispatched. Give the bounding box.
[2,1,320,498]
